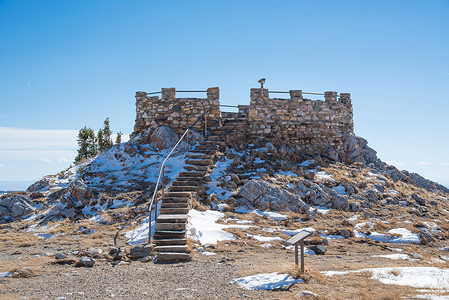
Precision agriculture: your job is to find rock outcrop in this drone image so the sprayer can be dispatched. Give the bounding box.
[0,194,35,220]
[237,179,309,212]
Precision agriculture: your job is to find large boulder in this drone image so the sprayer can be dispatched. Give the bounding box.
[62,179,94,207]
[340,133,380,166]
[26,177,50,192]
[0,194,35,219]
[237,179,309,212]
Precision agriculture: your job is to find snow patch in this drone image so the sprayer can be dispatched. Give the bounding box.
[187,210,252,245]
[230,273,304,290]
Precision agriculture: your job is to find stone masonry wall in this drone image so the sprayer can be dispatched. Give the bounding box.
[132,86,354,155]
[247,88,353,153]
[133,87,221,136]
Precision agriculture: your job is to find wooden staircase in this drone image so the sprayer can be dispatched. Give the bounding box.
[153,141,219,262]
[153,115,247,262]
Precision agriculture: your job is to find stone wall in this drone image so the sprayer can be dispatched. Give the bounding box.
[246,88,353,153]
[132,86,354,155]
[133,87,221,136]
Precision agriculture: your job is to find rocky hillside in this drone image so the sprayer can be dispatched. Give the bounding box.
[2,125,449,299]
[1,125,448,226]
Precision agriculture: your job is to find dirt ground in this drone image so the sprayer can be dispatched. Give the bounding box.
[1,210,449,300]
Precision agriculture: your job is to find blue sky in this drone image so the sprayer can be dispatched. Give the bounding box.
[0,0,448,190]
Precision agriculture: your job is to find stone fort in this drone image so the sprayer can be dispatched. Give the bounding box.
[133,86,353,155]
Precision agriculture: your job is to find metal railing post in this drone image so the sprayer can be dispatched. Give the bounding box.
[205,114,208,139]
[186,131,189,157]
[149,204,152,244]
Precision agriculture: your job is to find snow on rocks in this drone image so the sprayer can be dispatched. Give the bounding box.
[187,210,252,245]
[0,272,12,278]
[205,157,233,201]
[230,273,304,290]
[354,227,421,244]
[247,233,282,242]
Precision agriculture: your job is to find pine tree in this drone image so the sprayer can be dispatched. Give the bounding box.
[97,128,105,152]
[115,131,123,144]
[103,117,113,148]
[87,128,97,157]
[75,126,92,163]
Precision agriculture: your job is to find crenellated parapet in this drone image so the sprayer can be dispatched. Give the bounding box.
[247,88,353,152]
[132,86,354,154]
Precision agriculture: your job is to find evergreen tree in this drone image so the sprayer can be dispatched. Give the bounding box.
[87,128,97,157]
[115,131,123,144]
[103,117,113,148]
[75,126,92,163]
[97,128,105,152]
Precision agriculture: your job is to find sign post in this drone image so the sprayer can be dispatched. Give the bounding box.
[285,229,314,273]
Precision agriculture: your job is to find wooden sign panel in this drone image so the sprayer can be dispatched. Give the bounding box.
[285,229,314,245]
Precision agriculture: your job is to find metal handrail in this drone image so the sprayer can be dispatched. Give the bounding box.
[268,90,329,96]
[148,109,210,243]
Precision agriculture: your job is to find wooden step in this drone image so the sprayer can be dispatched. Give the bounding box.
[154,230,186,239]
[157,214,188,223]
[189,150,216,156]
[159,207,189,214]
[157,252,191,262]
[185,165,208,171]
[161,197,190,203]
[160,202,189,208]
[153,238,187,246]
[169,185,198,192]
[172,180,201,186]
[156,245,190,253]
[178,171,206,177]
[193,146,218,151]
[155,222,186,231]
[187,154,214,160]
[186,159,213,166]
[165,192,192,197]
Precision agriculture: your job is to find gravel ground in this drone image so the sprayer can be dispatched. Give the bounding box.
[0,255,269,300]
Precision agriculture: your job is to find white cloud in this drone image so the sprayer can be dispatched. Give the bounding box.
[0,127,78,160]
[441,163,449,166]
[0,164,4,167]
[386,161,406,167]
[57,158,70,163]
[417,162,432,166]
[40,159,52,163]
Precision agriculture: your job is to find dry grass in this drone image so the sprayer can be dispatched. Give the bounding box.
[286,266,325,282]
